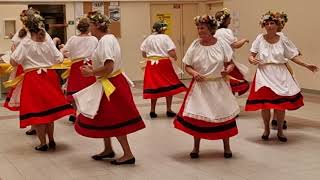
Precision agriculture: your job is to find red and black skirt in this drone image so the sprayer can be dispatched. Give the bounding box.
[229,66,249,96]
[245,76,304,111]
[143,58,187,99]
[19,69,75,128]
[74,73,145,138]
[3,65,24,111]
[66,60,96,102]
[173,80,238,140]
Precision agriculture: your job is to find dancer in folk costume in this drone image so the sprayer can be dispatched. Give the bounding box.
[174,15,240,159]
[246,11,319,142]
[73,12,145,165]
[214,8,250,96]
[9,13,75,151]
[4,8,51,136]
[60,17,98,122]
[140,20,187,118]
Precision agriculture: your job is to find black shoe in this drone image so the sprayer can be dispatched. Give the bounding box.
[35,144,48,151]
[271,119,277,127]
[224,152,233,159]
[110,158,135,165]
[277,135,288,142]
[91,152,115,160]
[166,111,176,117]
[69,115,76,123]
[189,152,199,159]
[26,129,36,135]
[48,141,56,149]
[283,121,287,129]
[261,134,269,140]
[149,112,157,118]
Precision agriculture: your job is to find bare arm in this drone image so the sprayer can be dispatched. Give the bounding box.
[141,51,147,58]
[168,49,177,61]
[291,56,319,72]
[248,52,260,65]
[185,64,205,82]
[81,59,114,77]
[231,38,249,49]
[10,59,18,67]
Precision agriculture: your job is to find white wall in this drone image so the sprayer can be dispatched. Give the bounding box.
[224,0,320,91]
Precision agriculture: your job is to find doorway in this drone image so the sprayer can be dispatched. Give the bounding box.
[28,5,67,43]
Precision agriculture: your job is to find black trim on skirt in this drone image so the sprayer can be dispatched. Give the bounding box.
[20,104,73,120]
[144,83,186,94]
[246,93,302,105]
[77,116,143,130]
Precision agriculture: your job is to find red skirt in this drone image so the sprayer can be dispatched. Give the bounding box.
[245,76,304,111]
[74,74,145,138]
[3,65,24,111]
[173,80,238,140]
[143,58,187,99]
[19,70,75,128]
[66,60,96,102]
[229,66,249,96]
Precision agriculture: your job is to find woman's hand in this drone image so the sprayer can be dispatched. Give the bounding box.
[305,64,319,72]
[80,65,94,77]
[248,56,261,65]
[193,72,205,82]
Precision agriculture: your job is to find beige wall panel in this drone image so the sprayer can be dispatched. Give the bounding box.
[118,2,150,81]
[0,4,27,52]
[224,0,320,91]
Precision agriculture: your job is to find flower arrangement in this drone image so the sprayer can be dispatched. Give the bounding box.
[259,11,284,27]
[216,8,231,26]
[194,15,218,27]
[87,11,111,27]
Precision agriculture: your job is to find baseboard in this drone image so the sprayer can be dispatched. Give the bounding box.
[301,88,320,95]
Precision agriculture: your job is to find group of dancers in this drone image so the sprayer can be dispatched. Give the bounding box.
[0,7,318,165]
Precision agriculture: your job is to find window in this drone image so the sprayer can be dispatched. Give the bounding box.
[4,19,16,39]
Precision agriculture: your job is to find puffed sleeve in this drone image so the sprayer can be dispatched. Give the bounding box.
[140,36,149,52]
[164,35,176,51]
[50,42,64,64]
[62,35,75,52]
[281,35,299,59]
[250,34,263,53]
[98,36,118,64]
[220,39,233,62]
[10,39,27,64]
[215,28,237,45]
[182,39,197,66]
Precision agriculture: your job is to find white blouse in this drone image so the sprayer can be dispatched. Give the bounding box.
[215,28,237,45]
[183,38,233,78]
[182,38,239,122]
[250,34,300,96]
[62,35,98,59]
[250,34,299,64]
[140,34,176,57]
[92,34,122,74]
[11,38,63,70]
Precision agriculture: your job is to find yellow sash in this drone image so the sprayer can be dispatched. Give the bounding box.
[139,56,169,69]
[0,63,14,76]
[98,69,122,100]
[259,62,293,75]
[59,57,87,79]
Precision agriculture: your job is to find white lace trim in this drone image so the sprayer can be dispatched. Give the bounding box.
[182,109,239,123]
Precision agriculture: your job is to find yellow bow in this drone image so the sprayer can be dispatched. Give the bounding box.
[98,69,122,100]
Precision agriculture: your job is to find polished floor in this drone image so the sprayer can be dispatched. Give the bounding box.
[0,81,320,180]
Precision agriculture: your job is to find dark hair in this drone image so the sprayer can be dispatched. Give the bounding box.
[77,18,90,33]
[18,28,27,38]
[25,16,46,41]
[196,22,217,35]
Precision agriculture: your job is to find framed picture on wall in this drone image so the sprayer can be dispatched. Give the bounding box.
[3,19,16,39]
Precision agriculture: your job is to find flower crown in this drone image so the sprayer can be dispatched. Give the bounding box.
[216,8,231,26]
[25,12,45,30]
[152,20,168,33]
[20,8,40,25]
[259,11,282,27]
[194,15,218,27]
[277,12,288,27]
[87,11,111,27]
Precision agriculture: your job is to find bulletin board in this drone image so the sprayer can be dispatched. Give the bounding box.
[83,2,121,38]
